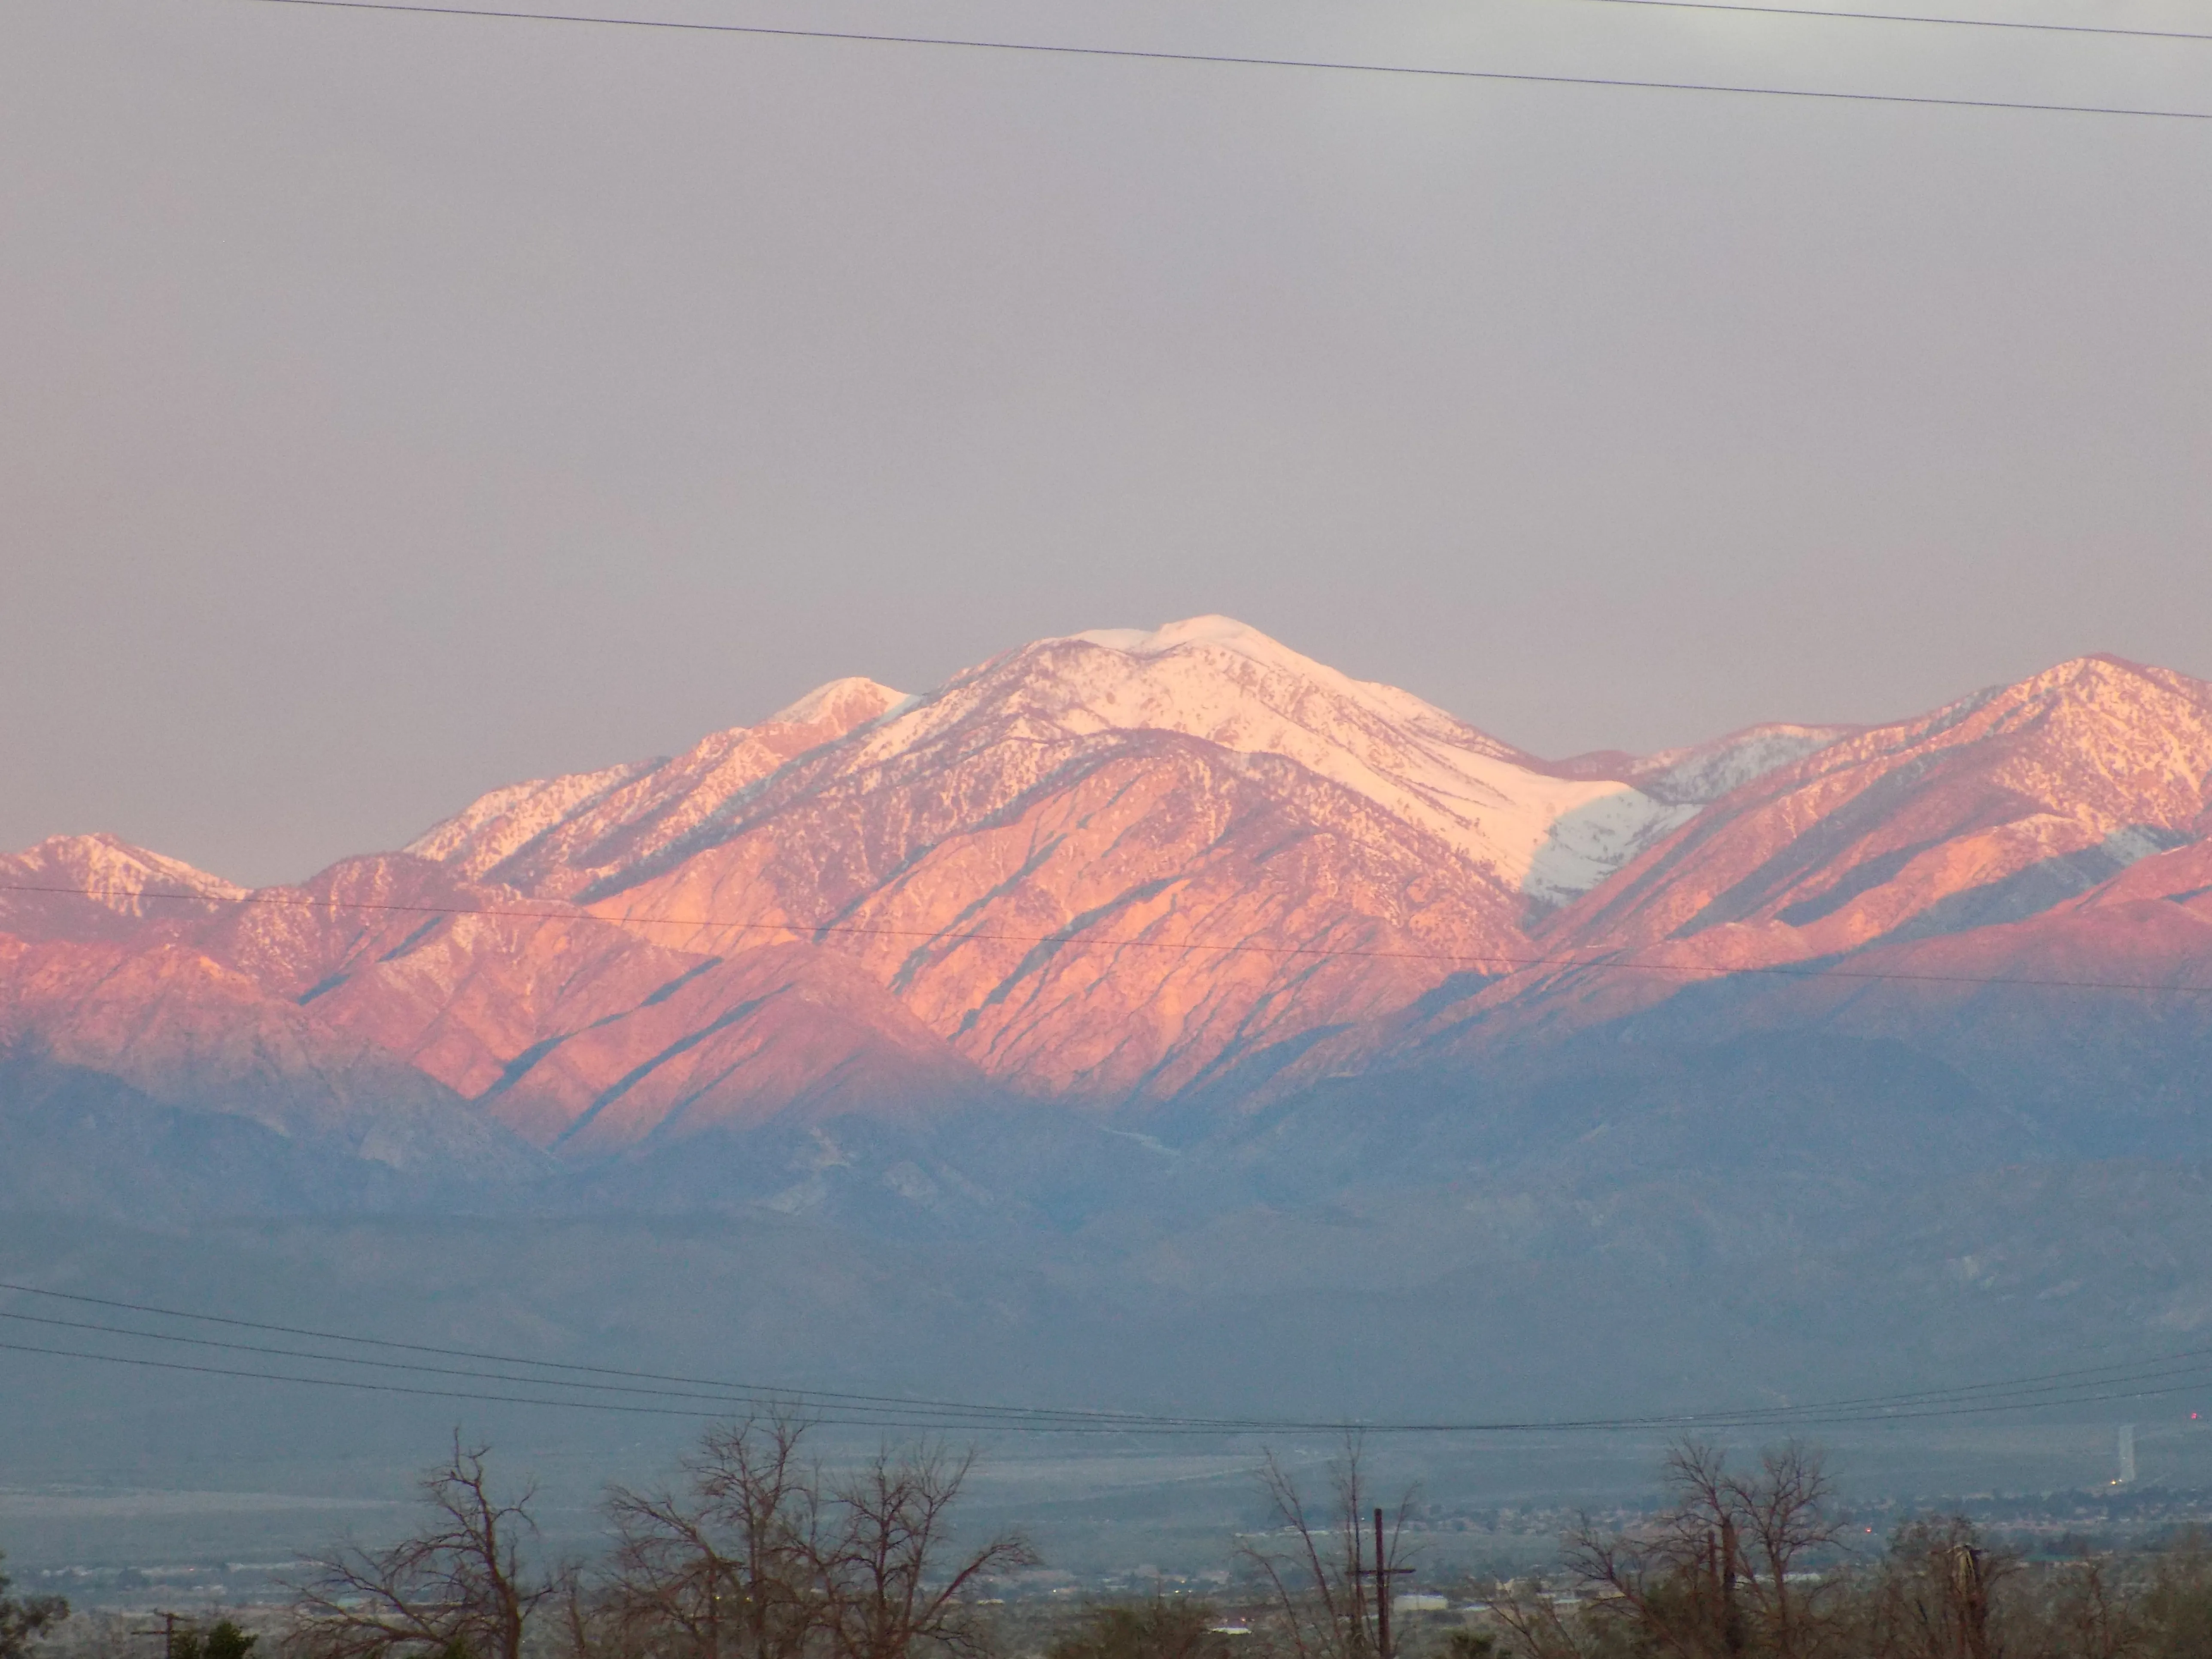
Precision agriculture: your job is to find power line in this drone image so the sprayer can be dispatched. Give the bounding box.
[6,1279,2212,1436]
[0,1334,1252,1435]
[8,878,2212,997]
[0,1335,765,1422]
[0,1308,1185,1425]
[0,1281,1264,1430]
[226,0,2212,123]
[1569,0,2212,46]
[15,1325,2212,1434]
[0,1333,1156,1431]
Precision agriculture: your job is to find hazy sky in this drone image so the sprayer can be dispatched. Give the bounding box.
[5,0,2208,884]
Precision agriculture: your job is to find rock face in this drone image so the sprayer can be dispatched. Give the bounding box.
[1557,654,2212,958]
[0,833,244,942]
[1367,654,2212,1110]
[7,623,2212,1170]
[401,617,1717,1110]
[408,676,913,899]
[0,927,534,1177]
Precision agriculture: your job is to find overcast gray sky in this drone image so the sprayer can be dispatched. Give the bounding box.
[4,0,2208,884]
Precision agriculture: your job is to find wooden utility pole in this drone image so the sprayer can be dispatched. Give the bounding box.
[1363,1507,1415,1659]
[1375,1508,1390,1659]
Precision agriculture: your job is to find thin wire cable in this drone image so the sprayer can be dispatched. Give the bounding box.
[1754,1356,2212,1419]
[0,1309,1218,1424]
[225,0,2212,122]
[10,1280,2212,1436]
[0,1335,1013,1426]
[11,1328,2212,1432]
[1715,1344,2212,1414]
[0,1281,1268,1429]
[1569,0,2212,45]
[9,879,2211,997]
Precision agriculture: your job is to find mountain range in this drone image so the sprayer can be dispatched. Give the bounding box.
[7,616,2207,1173]
[7,617,2212,1444]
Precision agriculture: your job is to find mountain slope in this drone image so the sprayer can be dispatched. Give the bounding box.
[166,855,985,1153]
[1563,836,2212,1157]
[409,619,1749,1102]
[1558,654,2212,958]
[9,627,2204,1151]
[18,633,2212,1515]
[0,928,538,1176]
[0,833,243,942]
[415,617,1708,911]
[1332,657,2212,1130]
[1555,722,1862,805]
[409,676,911,898]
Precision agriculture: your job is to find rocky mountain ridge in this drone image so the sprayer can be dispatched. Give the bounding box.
[3,622,2207,1175]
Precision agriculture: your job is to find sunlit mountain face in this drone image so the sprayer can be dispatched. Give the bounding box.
[13,618,2212,1467]
[7,620,2209,1166]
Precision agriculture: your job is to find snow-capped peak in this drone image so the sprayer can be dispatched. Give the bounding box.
[0,832,246,942]
[406,618,1866,913]
[860,616,1684,903]
[1060,616,1468,737]
[9,832,245,904]
[1068,614,1289,662]
[765,676,909,731]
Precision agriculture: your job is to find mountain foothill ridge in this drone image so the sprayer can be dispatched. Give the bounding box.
[6,620,2209,1173]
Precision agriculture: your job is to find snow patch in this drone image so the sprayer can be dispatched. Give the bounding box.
[1527,795,1701,907]
[10,833,245,906]
[1068,615,1283,659]
[1629,723,1856,805]
[406,760,652,875]
[766,677,908,730]
[934,617,1684,897]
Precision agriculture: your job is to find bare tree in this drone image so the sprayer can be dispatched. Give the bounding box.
[1236,1438,1413,1659]
[1474,1448,2212,1659]
[1862,1518,2018,1659]
[1478,1580,1592,1659]
[1728,1443,1845,1659]
[293,1437,562,1659]
[0,1551,67,1659]
[1561,1441,1844,1659]
[599,1410,826,1659]
[814,1443,1036,1659]
[2038,1553,2140,1659]
[2142,1529,2212,1659]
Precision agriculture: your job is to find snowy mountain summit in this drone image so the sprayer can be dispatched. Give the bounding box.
[1028,615,1701,903]
[410,614,1759,908]
[67,618,2212,1152]
[366,616,1852,1114]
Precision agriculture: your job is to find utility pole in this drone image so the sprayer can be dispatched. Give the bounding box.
[1362,1507,1415,1659]
[131,1611,180,1659]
